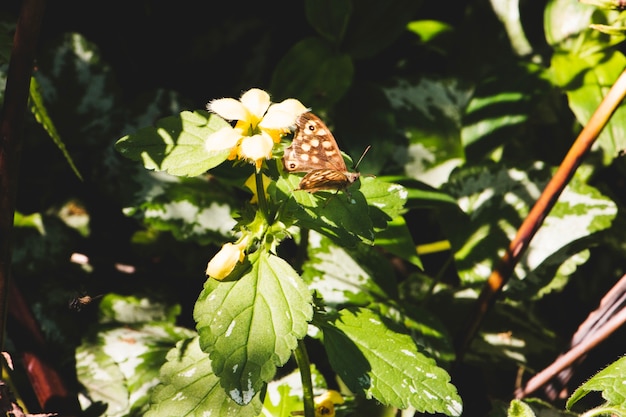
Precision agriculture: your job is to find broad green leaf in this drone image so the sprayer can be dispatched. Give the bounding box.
[544,0,596,47]
[115,111,231,177]
[77,322,195,417]
[194,251,313,405]
[360,177,408,227]
[382,77,469,188]
[374,303,456,365]
[277,174,375,246]
[98,293,182,324]
[567,356,626,410]
[302,231,397,307]
[461,62,555,162]
[551,50,626,163]
[29,76,83,180]
[77,294,194,417]
[275,175,406,247]
[322,308,462,416]
[374,216,422,268]
[305,0,352,44]
[441,163,617,298]
[146,337,263,417]
[123,173,238,244]
[270,37,353,110]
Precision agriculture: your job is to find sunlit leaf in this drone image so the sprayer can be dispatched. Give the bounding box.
[322,308,462,416]
[441,163,617,298]
[115,111,231,177]
[567,356,626,410]
[194,250,312,405]
[146,337,262,417]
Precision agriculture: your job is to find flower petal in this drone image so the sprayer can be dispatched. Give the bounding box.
[240,88,271,119]
[260,99,308,129]
[239,133,274,166]
[204,127,243,152]
[207,98,249,121]
[206,242,241,280]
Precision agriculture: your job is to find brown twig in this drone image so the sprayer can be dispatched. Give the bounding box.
[516,273,626,399]
[0,0,47,352]
[454,69,626,360]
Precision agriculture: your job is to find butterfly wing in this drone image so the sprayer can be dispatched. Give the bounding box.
[295,169,353,193]
[283,112,348,173]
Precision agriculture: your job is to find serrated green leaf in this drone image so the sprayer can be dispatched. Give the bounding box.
[77,322,195,417]
[146,337,263,417]
[115,111,231,177]
[276,175,406,247]
[567,356,626,410]
[277,174,375,246]
[194,251,313,405]
[441,163,617,297]
[270,37,353,109]
[322,308,462,416]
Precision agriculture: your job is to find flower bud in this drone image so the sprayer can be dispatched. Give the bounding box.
[206,237,249,280]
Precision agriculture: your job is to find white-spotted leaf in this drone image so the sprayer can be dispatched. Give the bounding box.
[146,337,263,417]
[322,308,462,416]
[194,251,313,405]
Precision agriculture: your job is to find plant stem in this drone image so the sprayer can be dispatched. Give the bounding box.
[295,338,315,417]
[255,170,270,222]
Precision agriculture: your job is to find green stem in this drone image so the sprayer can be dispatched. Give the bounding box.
[294,338,315,417]
[255,170,270,222]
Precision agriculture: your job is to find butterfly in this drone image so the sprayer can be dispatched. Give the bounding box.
[282,112,366,196]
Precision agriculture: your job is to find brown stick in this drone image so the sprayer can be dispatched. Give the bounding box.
[454,69,626,360]
[0,0,47,351]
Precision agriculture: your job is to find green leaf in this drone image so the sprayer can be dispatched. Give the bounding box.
[441,163,617,297]
[507,399,537,417]
[277,174,375,246]
[567,356,626,410]
[322,308,462,416]
[551,50,626,163]
[124,174,238,244]
[77,322,195,417]
[270,37,353,109]
[276,175,406,247]
[382,77,468,188]
[29,76,83,180]
[98,293,182,324]
[146,337,263,417]
[305,0,352,44]
[115,110,231,177]
[302,232,397,307]
[461,62,554,161]
[374,216,422,268]
[194,251,313,405]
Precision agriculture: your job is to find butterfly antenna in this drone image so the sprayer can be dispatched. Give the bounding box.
[354,145,371,171]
